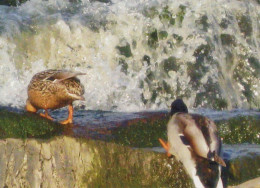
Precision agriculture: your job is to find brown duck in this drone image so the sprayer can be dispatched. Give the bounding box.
[26,69,85,124]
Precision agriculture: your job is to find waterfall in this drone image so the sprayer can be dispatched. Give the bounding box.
[0,0,259,111]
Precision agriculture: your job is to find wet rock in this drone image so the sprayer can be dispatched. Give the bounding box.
[161,56,179,74]
[0,136,193,187]
[176,5,186,27]
[147,29,159,49]
[118,59,128,74]
[172,33,183,44]
[237,15,253,37]
[158,31,168,40]
[220,18,230,29]
[222,144,260,186]
[248,56,260,76]
[159,6,176,26]
[142,55,151,66]
[217,116,260,145]
[0,0,26,6]
[220,34,236,46]
[228,177,260,188]
[0,110,63,139]
[196,15,209,32]
[233,57,259,107]
[116,42,132,58]
[142,6,159,19]
[0,110,259,186]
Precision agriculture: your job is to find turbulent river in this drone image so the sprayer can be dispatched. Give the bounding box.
[0,0,259,114]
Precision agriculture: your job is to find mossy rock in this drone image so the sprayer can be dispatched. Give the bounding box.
[147,29,159,49]
[161,56,179,74]
[233,58,259,107]
[248,56,260,76]
[193,43,211,61]
[176,5,186,27]
[159,6,175,26]
[216,116,260,144]
[196,15,209,31]
[118,58,128,74]
[158,31,168,40]
[111,114,260,148]
[173,34,183,44]
[219,18,230,29]
[116,42,132,58]
[142,6,159,18]
[237,15,253,37]
[224,151,260,186]
[220,34,236,46]
[112,117,169,147]
[0,110,63,139]
[83,141,193,187]
[142,55,151,66]
[0,0,27,6]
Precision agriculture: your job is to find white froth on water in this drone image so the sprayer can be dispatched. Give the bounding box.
[0,0,259,111]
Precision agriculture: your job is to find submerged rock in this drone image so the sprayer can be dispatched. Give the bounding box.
[0,0,26,6]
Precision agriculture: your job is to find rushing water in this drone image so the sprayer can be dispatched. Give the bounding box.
[0,0,259,112]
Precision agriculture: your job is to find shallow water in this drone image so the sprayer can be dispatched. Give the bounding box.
[151,144,260,161]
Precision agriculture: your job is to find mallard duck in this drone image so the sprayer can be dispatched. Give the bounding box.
[159,99,226,188]
[26,69,85,124]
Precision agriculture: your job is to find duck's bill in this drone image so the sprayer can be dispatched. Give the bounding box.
[214,154,227,167]
[158,138,172,157]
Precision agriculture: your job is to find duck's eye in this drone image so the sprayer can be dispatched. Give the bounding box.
[47,77,56,81]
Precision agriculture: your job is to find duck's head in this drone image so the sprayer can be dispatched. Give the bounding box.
[170,99,188,116]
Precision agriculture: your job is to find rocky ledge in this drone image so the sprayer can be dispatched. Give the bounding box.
[0,109,259,187]
[0,136,193,188]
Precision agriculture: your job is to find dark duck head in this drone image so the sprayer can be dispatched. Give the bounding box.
[170,98,188,116]
[159,99,226,188]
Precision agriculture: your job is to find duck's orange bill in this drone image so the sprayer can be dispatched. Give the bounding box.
[158,138,172,157]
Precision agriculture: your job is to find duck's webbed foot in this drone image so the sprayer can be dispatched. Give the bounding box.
[60,104,73,125]
[40,110,53,121]
[159,138,172,157]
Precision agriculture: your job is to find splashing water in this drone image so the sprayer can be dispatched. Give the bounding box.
[0,0,259,112]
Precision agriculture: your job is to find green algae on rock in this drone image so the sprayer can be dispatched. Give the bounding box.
[0,0,27,6]
[216,116,260,144]
[223,148,260,186]
[83,141,193,188]
[0,110,63,139]
[0,136,193,187]
[110,113,260,150]
[112,117,169,148]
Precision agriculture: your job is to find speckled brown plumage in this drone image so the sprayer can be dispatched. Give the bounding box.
[26,69,85,124]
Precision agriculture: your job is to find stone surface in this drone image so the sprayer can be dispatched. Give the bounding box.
[228,177,260,188]
[0,136,193,187]
[0,137,92,188]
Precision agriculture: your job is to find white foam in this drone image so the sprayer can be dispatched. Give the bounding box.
[0,0,259,111]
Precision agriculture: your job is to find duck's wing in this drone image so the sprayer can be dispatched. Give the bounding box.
[177,114,226,167]
[44,70,86,83]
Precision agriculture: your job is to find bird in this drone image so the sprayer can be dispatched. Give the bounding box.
[26,69,85,124]
[159,99,226,188]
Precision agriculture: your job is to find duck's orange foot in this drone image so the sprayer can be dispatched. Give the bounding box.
[60,118,73,125]
[158,138,172,157]
[60,104,74,125]
[40,112,53,121]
